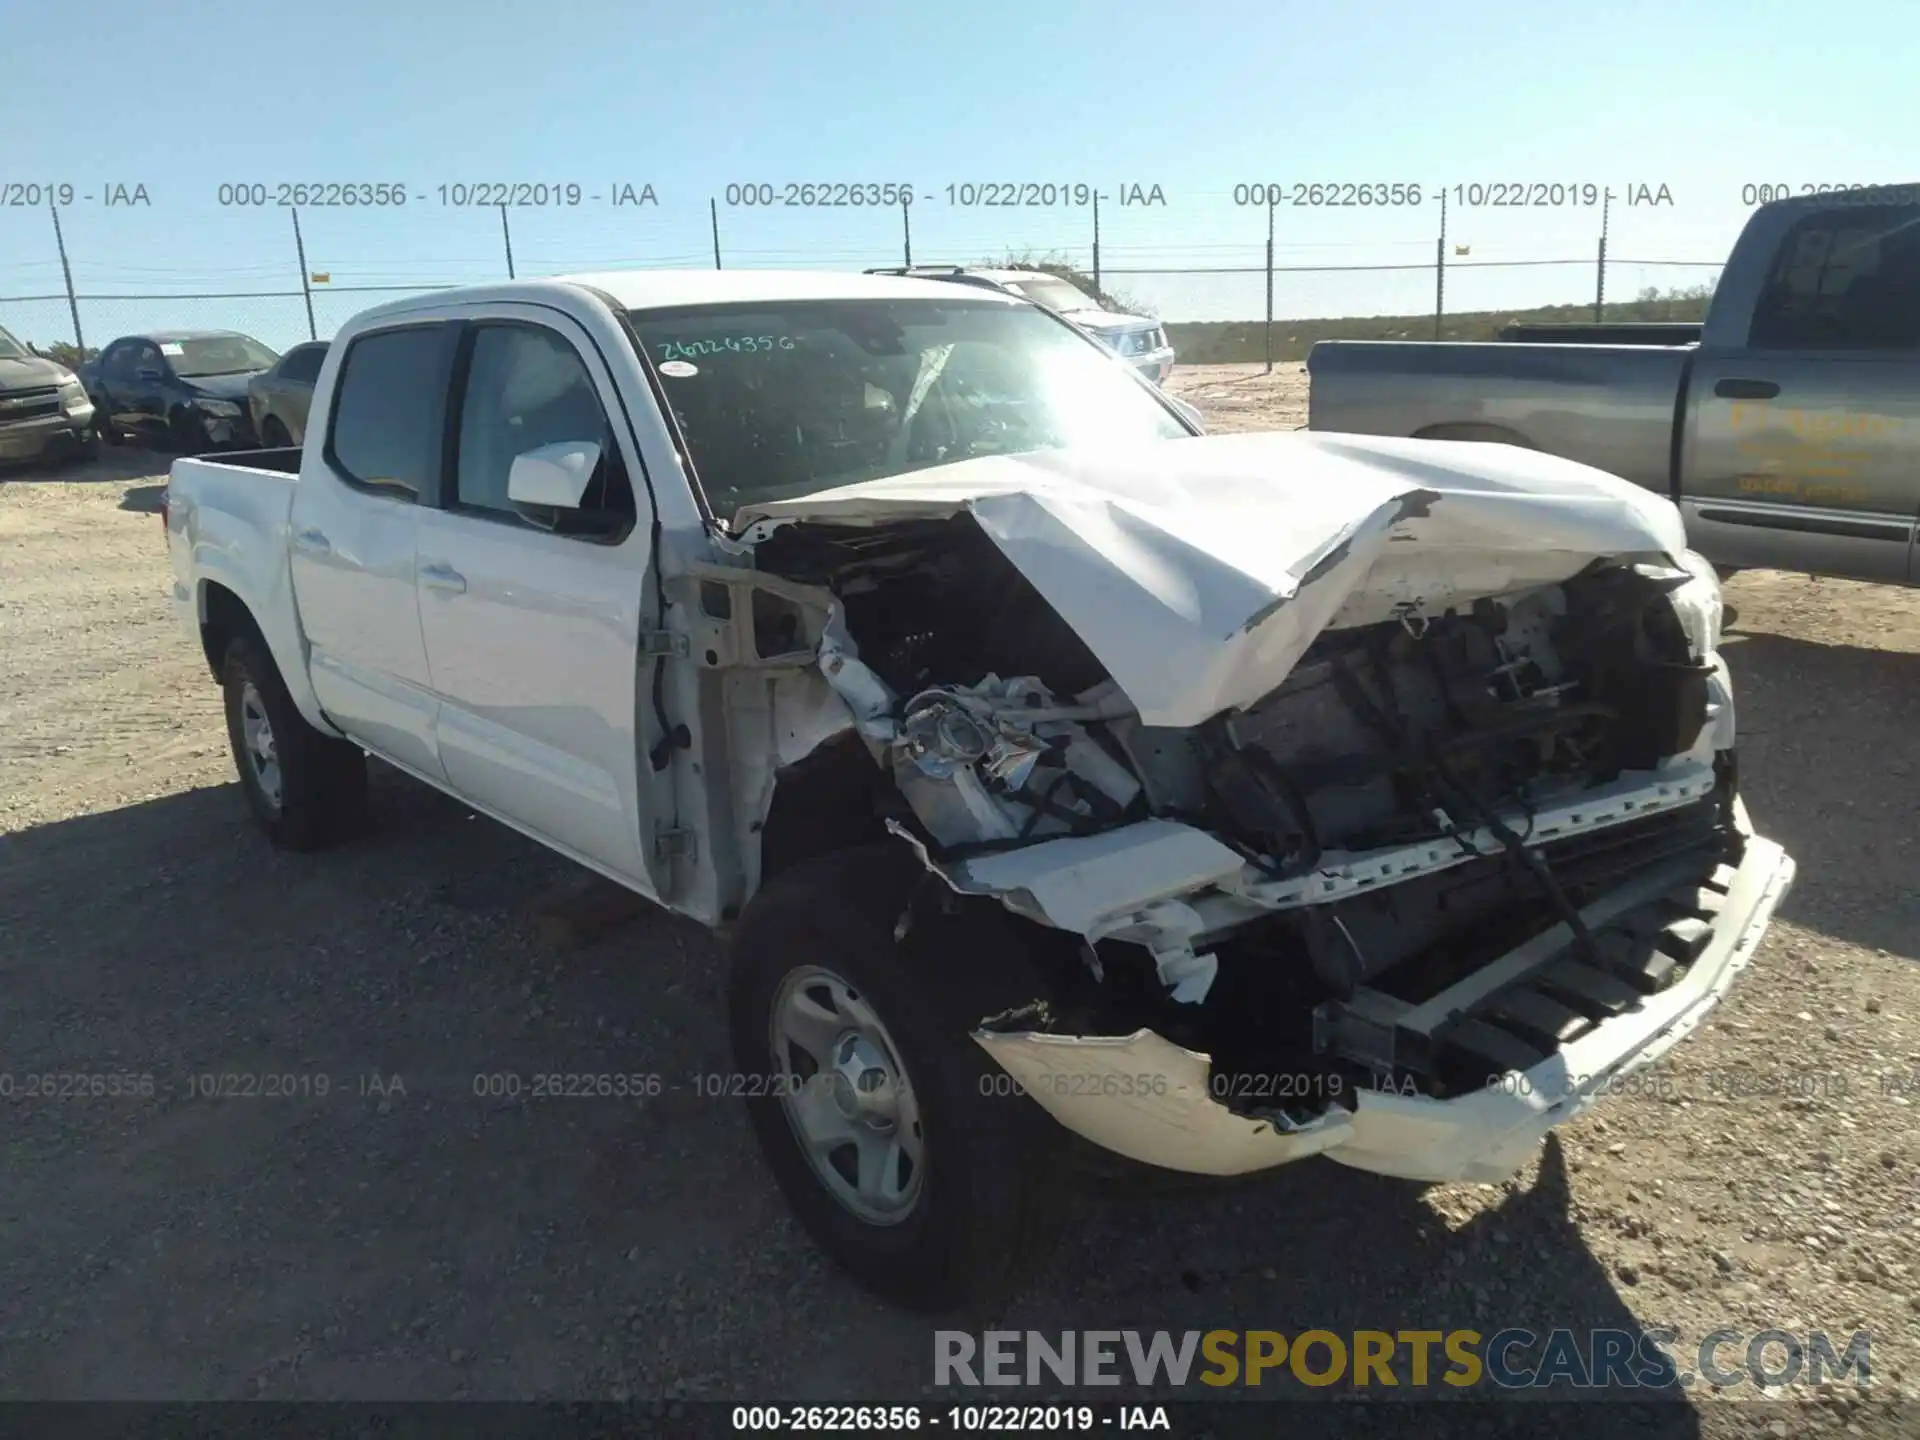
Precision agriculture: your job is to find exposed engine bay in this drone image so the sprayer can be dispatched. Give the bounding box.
[748,498,1744,1117]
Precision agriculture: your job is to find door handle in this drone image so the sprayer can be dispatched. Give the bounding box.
[1714,378,1781,400]
[292,528,331,555]
[419,562,467,595]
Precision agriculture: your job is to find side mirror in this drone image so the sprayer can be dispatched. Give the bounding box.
[1168,396,1205,433]
[507,440,601,509]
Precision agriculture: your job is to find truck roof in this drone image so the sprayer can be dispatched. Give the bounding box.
[346,269,1027,329]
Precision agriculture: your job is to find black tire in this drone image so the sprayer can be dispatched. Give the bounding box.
[261,416,291,447]
[94,409,120,446]
[220,633,368,850]
[728,842,1068,1311]
[171,408,211,453]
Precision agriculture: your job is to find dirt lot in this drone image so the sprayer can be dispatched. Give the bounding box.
[2,366,1917,1433]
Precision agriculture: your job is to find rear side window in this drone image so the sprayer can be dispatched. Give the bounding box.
[280,344,326,384]
[1748,204,1920,351]
[325,326,457,499]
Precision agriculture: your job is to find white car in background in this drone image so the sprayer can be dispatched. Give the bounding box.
[867,265,1177,384]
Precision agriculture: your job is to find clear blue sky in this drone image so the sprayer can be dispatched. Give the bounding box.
[2,0,1914,349]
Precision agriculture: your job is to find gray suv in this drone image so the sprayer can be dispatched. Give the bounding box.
[0,325,97,466]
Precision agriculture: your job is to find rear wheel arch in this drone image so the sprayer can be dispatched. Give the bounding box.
[198,579,264,680]
[197,579,338,729]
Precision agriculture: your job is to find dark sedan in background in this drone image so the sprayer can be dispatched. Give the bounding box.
[82,330,280,450]
[246,340,328,446]
[0,324,97,466]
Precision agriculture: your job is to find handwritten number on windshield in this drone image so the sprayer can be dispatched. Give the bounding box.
[656,336,798,363]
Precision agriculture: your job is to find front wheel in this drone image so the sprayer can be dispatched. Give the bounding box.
[728,843,1068,1311]
[221,634,367,849]
[171,409,211,453]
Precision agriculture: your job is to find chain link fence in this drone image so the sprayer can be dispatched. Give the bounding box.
[0,199,1723,370]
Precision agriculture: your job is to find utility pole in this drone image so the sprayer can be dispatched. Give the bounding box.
[1264,195,1275,374]
[1595,189,1611,323]
[499,203,516,279]
[710,198,722,268]
[1434,187,1448,340]
[1092,193,1102,296]
[48,197,83,353]
[901,196,912,267]
[291,207,317,341]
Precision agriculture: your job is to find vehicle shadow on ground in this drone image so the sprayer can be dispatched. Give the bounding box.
[1720,628,1920,963]
[118,482,166,513]
[0,445,175,488]
[1030,1147,1705,1434]
[1,775,1697,1419]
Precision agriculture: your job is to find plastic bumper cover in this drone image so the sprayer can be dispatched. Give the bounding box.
[973,802,1794,1181]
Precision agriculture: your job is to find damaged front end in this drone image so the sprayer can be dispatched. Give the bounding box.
[733,432,1796,1183]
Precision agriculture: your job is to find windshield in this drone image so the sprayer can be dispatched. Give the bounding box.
[164,334,280,377]
[1004,275,1101,313]
[628,298,1192,515]
[0,326,29,360]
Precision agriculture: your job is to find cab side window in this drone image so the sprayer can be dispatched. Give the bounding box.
[324,325,457,501]
[451,323,635,534]
[1749,204,1920,351]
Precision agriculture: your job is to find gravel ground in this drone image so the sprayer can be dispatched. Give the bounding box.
[2,370,1917,1434]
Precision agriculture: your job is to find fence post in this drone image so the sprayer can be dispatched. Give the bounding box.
[1433,187,1447,340]
[901,196,912,266]
[290,207,317,341]
[48,197,83,354]
[1264,196,1275,374]
[499,203,516,279]
[710,198,722,269]
[1594,189,1610,323]
[1091,193,1102,296]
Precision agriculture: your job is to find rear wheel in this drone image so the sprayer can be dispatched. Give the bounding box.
[728,842,1068,1311]
[220,634,367,850]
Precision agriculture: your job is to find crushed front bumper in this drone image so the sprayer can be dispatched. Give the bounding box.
[974,801,1794,1182]
[0,405,95,463]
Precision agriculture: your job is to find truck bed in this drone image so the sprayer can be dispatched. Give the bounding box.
[1498,322,1703,346]
[1306,339,1694,497]
[165,452,306,689]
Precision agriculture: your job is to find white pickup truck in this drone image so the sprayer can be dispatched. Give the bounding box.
[165,270,1795,1311]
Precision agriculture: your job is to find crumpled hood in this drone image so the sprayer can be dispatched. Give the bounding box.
[737,431,1690,728]
[181,370,261,401]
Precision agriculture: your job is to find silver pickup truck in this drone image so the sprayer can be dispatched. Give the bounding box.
[1309,186,1920,585]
